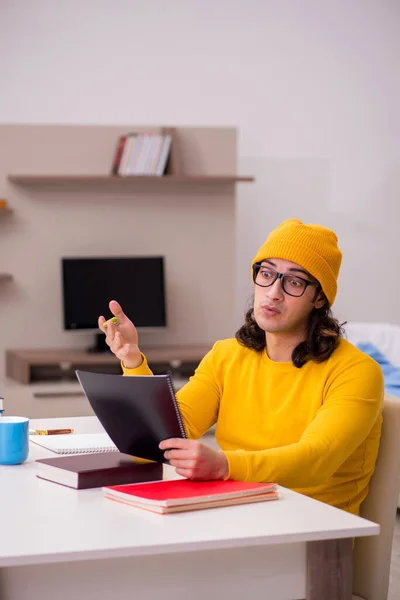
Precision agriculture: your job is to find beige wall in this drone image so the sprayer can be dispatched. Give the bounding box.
[0,125,238,379]
[1,1,400,333]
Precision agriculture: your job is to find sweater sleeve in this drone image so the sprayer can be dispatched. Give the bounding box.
[122,345,222,439]
[222,357,384,487]
[121,354,153,376]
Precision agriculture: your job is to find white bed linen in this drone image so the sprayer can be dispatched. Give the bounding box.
[344,322,400,367]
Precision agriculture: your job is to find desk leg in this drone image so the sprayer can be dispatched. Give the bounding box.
[306,538,352,600]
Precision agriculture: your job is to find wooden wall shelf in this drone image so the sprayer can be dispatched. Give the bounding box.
[8,174,254,186]
[6,345,211,384]
[1,125,245,377]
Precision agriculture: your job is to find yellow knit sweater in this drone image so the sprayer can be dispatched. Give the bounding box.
[122,338,384,515]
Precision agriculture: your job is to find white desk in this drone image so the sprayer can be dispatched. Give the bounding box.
[0,416,379,600]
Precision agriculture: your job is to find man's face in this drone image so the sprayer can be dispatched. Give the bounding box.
[253,258,325,336]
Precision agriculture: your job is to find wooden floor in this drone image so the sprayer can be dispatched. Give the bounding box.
[388,512,400,600]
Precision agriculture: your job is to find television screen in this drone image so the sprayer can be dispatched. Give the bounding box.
[62,256,166,330]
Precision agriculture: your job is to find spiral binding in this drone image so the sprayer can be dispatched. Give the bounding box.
[61,446,119,455]
[166,372,187,439]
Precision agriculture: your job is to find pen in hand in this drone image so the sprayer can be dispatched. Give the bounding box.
[29,428,74,436]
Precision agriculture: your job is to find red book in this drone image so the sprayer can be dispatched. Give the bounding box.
[111,135,127,175]
[103,479,279,514]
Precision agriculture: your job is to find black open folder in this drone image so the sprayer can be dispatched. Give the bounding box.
[75,370,187,463]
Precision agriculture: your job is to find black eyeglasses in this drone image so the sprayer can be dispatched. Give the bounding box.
[252,263,320,297]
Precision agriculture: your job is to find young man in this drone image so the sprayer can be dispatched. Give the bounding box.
[99,219,383,515]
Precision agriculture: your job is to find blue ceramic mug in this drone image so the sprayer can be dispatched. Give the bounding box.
[0,416,29,465]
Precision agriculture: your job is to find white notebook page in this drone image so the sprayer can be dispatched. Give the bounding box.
[29,432,118,454]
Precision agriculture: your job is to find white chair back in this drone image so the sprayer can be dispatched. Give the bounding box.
[353,394,400,600]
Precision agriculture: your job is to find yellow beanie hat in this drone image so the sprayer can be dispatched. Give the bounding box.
[251,219,342,306]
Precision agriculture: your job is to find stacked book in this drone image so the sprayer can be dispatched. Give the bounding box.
[111,133,172,177]
[103,479,279,514]
[36,452,163,490]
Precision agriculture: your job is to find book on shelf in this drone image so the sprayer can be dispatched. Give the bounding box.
[103,479,280,514]
[75,370,186,464]
[36,452,163,490]
[111,133,172,177]
[111,135,127,175]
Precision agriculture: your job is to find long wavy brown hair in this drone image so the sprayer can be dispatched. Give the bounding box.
[235,294,344,368]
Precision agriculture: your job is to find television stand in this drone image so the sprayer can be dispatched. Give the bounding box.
[6,345,212,385]
[87,333,112,354]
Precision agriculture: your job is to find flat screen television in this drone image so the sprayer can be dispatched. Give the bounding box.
[62,256,166,352]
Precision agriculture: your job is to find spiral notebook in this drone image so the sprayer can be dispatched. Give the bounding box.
[30,432,118,455]
[75,370,186,464]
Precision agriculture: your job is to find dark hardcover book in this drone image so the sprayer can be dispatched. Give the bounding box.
[75,371,187,464]
[36,452,163,490]
[155,134,172,176]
